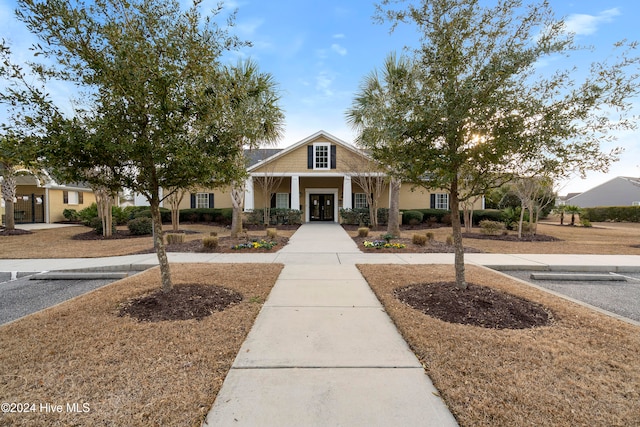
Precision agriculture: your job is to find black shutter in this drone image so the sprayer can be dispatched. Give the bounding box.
[430,194,436,209]
[208,193,215,208]
[307,146,313,169]
[351,193,355,209]
[190,193,196,208]
[330,145,337,169]
[270,193,276,208]
[78,192,83,204]
[63,191,68,204]
[288,193,291,209]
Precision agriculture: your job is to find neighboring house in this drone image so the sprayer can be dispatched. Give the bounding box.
[0,172,96,225]
[170,130,484,222]
[565,176,640,208]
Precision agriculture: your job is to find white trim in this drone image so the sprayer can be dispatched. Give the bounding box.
[250,172,385,178]
[291,175,300,210]
[342,175,352,210]
[304,188,339,223]
[313,142,331,170]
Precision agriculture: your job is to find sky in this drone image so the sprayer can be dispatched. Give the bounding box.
[1,0,639,196]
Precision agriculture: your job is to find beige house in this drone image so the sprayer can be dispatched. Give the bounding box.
[1,172,95,225]
[176,131,484,222]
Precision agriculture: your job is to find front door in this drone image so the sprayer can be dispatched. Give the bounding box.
[309,194,334,221]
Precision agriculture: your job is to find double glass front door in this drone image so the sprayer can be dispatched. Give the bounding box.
[309,194,334,221]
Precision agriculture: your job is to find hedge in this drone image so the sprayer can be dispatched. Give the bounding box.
[245,209,302,225]
[178,208,233,224]
[402,210,424,225]
[582,206,640,222]
[401,209,503,225]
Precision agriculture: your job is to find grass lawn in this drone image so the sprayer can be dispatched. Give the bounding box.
[0,263,282,426]
[358,264,640,426]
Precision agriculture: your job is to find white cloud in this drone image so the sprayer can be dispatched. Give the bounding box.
[331,43,347,56]
[316,71,334,96]
[333,33,345,39]
[235,17,264,36]
[563,8,620,36]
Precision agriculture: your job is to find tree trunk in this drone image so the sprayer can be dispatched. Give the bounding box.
[171,207,179,232]
[1,174,16,231]
[150,200,172,292]
[518,203,525,239]
[387,177,401,236]
[368,197,378,229]
[450,180,467,289]
[230,186,244,238]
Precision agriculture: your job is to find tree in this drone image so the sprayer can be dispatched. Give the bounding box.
[18,0,252,292]
[254,160,285,226]
[346,53,417,236]
[353,0,639,289]
[345,153,387,229]
[220,60,284,238]
[0,41,50,231]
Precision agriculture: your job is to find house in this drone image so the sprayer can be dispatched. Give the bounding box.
[0,171,96,225]
[565,176,640,208]
[173,130,484,222]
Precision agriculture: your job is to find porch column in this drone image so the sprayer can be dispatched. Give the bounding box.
[244,176,254,211]
[290,175,300,210]
[342,175,352,209]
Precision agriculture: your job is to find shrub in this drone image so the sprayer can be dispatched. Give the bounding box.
[340,208,370,226]
[89,217,116,235]
[446,235,454,245]
[203,236,218,249]
[426,232,434,241]
[358,227,369,237]
[132,207,171,223]
[111,206,129,225]
[479,220,506,235]
[78,203,99,225]
[441,213,452,226]
[166,233,185,244]
[402,210,424,225]
[580,218,592,227]
[266,228,278,239]
[210,231,218,237]
[412,234,427,246]
[245,208,302,225]
[376,208,389,225]
[582,206,640,222]
[381,232,395,243]
[127,217,153,235]
[63,208,80,222]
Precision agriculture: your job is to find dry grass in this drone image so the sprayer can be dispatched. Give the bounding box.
[0,224,297,259]
[346,222,640,254]
[0,263,282,426]
[358,264,640,427]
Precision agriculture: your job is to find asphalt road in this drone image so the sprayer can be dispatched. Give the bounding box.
[502,270,640,323]
[0,273,116,325]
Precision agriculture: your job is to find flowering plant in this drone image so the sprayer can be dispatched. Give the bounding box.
[232,239,278,250]
[363,240,406,249]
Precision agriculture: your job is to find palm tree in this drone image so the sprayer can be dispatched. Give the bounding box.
[346,52,416,237]
[564,205,582,226]
[220,60,285,238]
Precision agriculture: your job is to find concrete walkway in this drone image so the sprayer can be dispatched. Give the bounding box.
[202,223,458,426]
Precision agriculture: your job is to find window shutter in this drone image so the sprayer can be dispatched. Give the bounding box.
[78,192,83,204]
[190,193,196,208]
[208,193,215,208]
[430,194,436,209]
[351,193,355,209]
[307,146,313,169]
[288,193,292,209]
[63,191,69,204]
[330,145,337,169]
[270,193,276,208]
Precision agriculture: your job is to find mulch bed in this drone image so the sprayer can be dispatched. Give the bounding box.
[72,229,152,240]
[352,235,483,253]
[118,283,243,322]
[136,236,289,254]
[462,232,562,242]
[395,281,552,329]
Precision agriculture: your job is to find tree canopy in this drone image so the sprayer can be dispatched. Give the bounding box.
[349,0,639,288]
[15,0,275,291]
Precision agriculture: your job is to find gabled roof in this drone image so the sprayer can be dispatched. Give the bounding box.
[247,130,368,172]
[244,148,283,168]
[566,176,640,204]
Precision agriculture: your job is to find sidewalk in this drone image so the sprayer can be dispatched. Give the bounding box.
[202,223,458,426]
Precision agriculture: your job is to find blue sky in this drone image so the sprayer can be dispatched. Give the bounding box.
[1,0,639,195]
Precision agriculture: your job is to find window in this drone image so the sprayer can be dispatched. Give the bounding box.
[196,193,210,209]
[435,193,449,210]
[633,201,640,206]
[354,193,368,209]
[275,193,289,209]
[63,190,81,205]
[314,143,329,169]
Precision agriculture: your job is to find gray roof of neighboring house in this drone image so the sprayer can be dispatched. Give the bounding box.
[566,176,640,207]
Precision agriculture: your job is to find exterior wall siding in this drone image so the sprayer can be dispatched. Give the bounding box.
[568,177,640,208]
